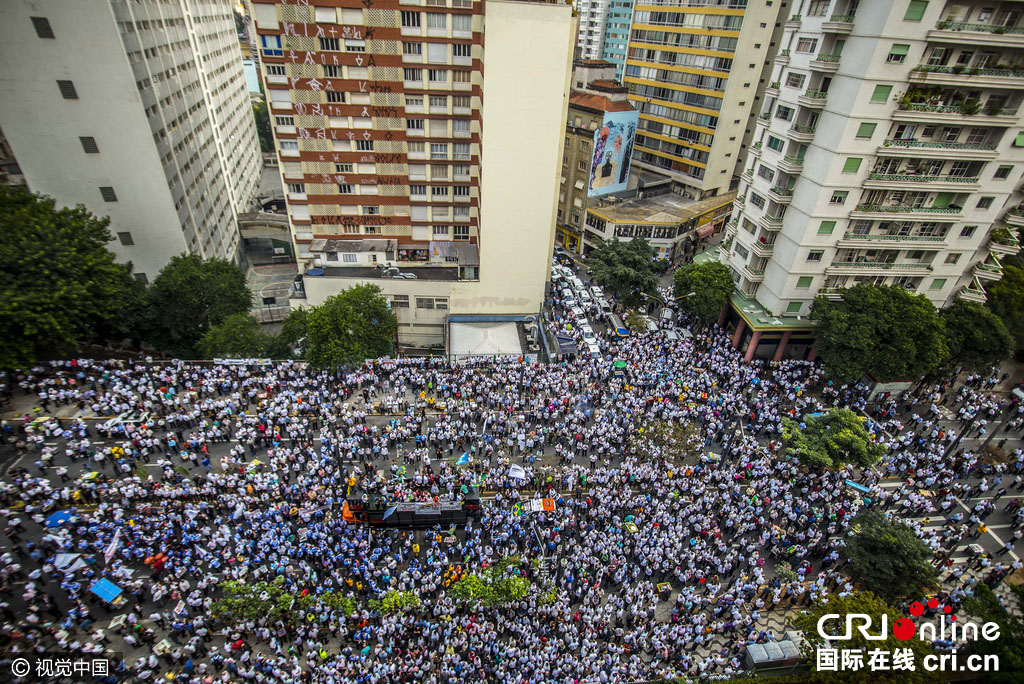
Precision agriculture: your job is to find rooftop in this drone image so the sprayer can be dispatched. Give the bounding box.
[312,265,463,281]
[310,238,395,253]
[589,191,737,225]
[568,91,633,113]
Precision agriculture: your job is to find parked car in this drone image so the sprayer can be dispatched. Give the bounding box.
[587,343,602,359]
[581,328,598,345]
[598,299,613,315]
[590,285,604,300]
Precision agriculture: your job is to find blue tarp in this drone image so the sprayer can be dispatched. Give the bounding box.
[45,510,74,527]
[89,578,123,603]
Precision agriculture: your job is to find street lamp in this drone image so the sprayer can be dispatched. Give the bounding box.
[640,291,697,306]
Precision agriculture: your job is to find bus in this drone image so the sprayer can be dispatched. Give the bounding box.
[608,313,630,337]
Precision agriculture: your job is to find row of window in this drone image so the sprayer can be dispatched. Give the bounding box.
[400,12,473,32]
[392,295,450,310]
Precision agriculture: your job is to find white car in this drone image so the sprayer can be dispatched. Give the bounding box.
[581,328,598,345]
[590,285,604,299]
[562,291,576,307]
[578,292,594,307]
[570,306,587,321]
[587,343,602,359]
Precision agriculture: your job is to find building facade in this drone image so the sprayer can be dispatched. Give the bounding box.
[0,0,263,282]
[601,0,635,81]
[250,0,575,349]
[722,0,1024,361]
[624,0,784,198]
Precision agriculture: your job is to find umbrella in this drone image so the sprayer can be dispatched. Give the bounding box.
[81,472,100,481]
[382,505,399,521]
[45,510,74,527]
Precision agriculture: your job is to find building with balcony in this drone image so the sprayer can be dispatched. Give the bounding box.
[722,0,1024,361]
[623,0,785,198]
[251,0,575,351]
[0,0,263,283]
[558,62,636,253]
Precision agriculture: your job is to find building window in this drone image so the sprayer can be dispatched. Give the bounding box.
[428,69,447,83]
[842,157,862,173]
[994,165,1012,180]
[338,184,353,193]
[578,160,586,171]
[775,105,794,121]
[320,37,340,51]
[117,232,134,246]
[429,95,447,109]
[336,163,353,173]
[786,301,803,314]
[807,250,823,262]
[357,140,374,151]
[275,116,294,126]
[795,38,818,53]
[79,136,99,153]
[945,253,961,264]
[453,225,469,240]
[57,80,78,100]
[99,186,117,202]
[904,0,928,21]
[431,186,449,198]
[856,123,877,139]
[417,297,435,309]
[796,276,812,288]
[766,136,784,152]
[749,193,765,209]
[453,14,472,32]
[784,72,805,89]
[267,65,286,76]
[345,40,365,52]
[326,91,345,103]
[426,13,447,29]
[31,17,54,38]
[403,42,422,55]
[453,43,471,58]
[392,295,409,308]
[407,118,424,131]
[818,221,836,235]
[757,165,775,183]
[260,34,283,56]
[887,44,910,64]
[401,11,421,28]
[453,185,470,197]
[404,68,422,82]
[830,191,848,204]
[929,278,946,290]
[870,85,892,103]
[452,70,471,85]
[977,196,994,209]
[410,184,427,196]
[432,225,448,237]
[281,141,299,151]
[430,143,448,159]
[960,225,976,238]
[288,183,305,194]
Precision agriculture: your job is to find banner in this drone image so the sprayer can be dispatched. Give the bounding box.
[588,110,639,197]
[104,528,121,564]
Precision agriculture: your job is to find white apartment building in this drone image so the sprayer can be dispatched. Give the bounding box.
[0,0,263,282]
[250,0,575,351]
[576,0,611,62]
[722,0,1024,362]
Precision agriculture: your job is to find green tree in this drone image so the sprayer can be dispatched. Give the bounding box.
[304,284,396,368]
[146,254,252,358]
[252,99,274,153]
[793,591,935,683]
[197,313,270,359]
[940,300,1014,370]
[846,512,938,604]
[961,583,1024,683]
[368,590,421,614]
[0,186,141,368]
[586,237,658,307]
[673,260,734,322]
[624,309,648,333]
[811,285,949,384]
[987,264,1024,356]
[781,408,886,470]
[451,556,531,607]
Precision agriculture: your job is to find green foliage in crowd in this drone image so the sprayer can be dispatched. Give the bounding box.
[303,284,397,368]
[587,237,658,307]
[198,313,273,359]
[451,556,531,608]
[368,590,421,615]
[846,512,938,604]
[940,300,1014,371]
[673,260,734,322]
[781,408,885,470]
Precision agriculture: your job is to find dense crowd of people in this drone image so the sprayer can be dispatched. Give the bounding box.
[0,281,1022,683]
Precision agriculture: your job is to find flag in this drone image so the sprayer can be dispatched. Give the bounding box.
[508,464,527,480]
[104,527,122,564]
[456,453,469,466]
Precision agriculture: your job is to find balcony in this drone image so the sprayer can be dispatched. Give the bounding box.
[852,204,964,220]
[750,237,777,256]
[863,173,980,191]
[786,14,802,29]
[778,155,804,174]
[958,280,988,303]
[929,22,1024,47]
[742,264,766,282]
[974,259,1003,280]
[827,261,934,274]
[749,141,763,159]
[822,14,855,33]
[797,90,828,108]
[758,213,785,231]
[818,287,851,300]
[894,102,1019,126]
[775,49,790,66]
[879,138,998,160]
[989,230,1021,256]
[766,82,780,97]
[909,64,1024,89]
[837,232,947,248]
[756,111,772,127]
[788,124,817,142]
[741,167,754,184]
[766,186,794,204]
[1005,209,1024,228]
[810,54,841,73]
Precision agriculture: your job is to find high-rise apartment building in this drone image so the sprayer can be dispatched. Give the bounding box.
[624,0,784,198]
[250,0,575,351]
[0,0,263,282]
[721,0,1024,362]
[574,0,634,81]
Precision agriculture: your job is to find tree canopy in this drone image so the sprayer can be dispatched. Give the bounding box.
[781,407,886,470]
[147,254,252,358]
[940,300,1014,371]
[197,313,272,359]
[673,260,734,322]
[793,591,934,683]
[986,264,1024,357]
[961,583,1024,683]
[252,99,274,153]
[846,512,938,603]
[586,237,658,307]
[0,186,139,368]
[304,284,397,368]
[811,285,949,384]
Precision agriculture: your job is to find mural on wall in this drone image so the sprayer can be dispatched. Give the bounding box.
[588,110,638,197]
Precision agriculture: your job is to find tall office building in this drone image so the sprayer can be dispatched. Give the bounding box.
[250,0,575,351]
[624,0,785,198]
[573,0,633,81]
[0,0,263,283]
[721,0,1024,362]
[576,0,612,62]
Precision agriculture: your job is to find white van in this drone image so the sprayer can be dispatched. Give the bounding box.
[570,277,586,293]
[578,291,593,307]
[590,285,604,300]
[599,299,612,314]
[660,308,674,324]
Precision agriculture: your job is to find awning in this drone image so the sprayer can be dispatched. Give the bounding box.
[697,225,716,238]
[89,578,124,604]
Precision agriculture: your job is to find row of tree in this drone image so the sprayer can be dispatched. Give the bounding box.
[0,186,396,369]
